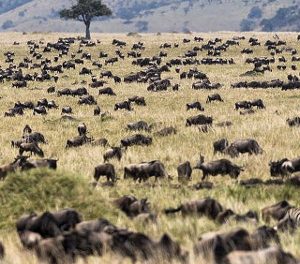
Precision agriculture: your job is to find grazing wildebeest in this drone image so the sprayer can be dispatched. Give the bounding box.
[99,87,116,96]
[194,155,243,180]
[206,93,223,103]
[261,200,293,223]
[114,100,132,111]
[193,228,252,262]
[23,132,47,144]
[177,161,192,182]
[165,197,223,219]
[113,195,150,218]
[121,134,152,147]
[269,157,300,177]
[154,126,177,137]
[127,121,151,132]
[235,101,251,110]
[186,114,213,126]
[94,163,116,182]
[61,106,72,114]
[33,106,47,115]
[103,147,123,162]
[128,96,146,106]
[124,160,168,182]
[66,135,92,148]
[287,117,300,127]
[224,139,263,158]
[213,138,229,154]
[78,95,97,105]
[20,157,58,171]
[19,142,44,157]
[186,102,204,111]
[250,99,265,109]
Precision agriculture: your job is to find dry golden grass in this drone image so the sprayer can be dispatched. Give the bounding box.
[0,32,300,263]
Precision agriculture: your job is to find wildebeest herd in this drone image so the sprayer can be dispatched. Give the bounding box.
[0,32,300,263]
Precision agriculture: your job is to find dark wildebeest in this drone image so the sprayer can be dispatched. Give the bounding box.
[121,134,152,147]
[128,96,146,106]
[103,147,123,162]
[19,142,44,157]
[287,117,300,127]
[250,99,265,109]
[269,157,300,177]
[216,209,259,225]
[114,100,132,111]
[33,106,47,115]
[113,195,150,218]
[94,163,116,182]
[0,241,4,259]
[224,139,263,158]
[194,155,243,180]
[61,106,72,114]
[177,161,192,182]
[78,123,87,136]
[186,102,204,111]
[186,114,213,126]
[99,87,116,96]
[20,157,58,171]
[127,121,151,132]
[213,138,229,154]
[206,93,223,103]
[235,101,251,110]
[154,126,177,137]
[261,200,293,223]
[194,228,252,263]
[66,135,92,148]
[124,160,168,182]
[164,197,223,219]
[94,106,101,116]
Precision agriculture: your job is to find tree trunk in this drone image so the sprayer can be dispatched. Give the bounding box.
[85,21,91,40]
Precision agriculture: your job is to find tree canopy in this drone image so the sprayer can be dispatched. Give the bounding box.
[60,0,112,39]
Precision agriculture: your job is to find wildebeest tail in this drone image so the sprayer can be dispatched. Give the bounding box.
[164,206,182,214]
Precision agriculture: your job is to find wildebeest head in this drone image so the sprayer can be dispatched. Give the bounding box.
[269,159,289,176]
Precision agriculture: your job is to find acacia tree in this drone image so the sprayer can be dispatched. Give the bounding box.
[59,0,112,39]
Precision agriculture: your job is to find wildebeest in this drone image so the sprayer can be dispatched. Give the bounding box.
[33,106,47,115]
[61,106,72,114]
[186,102,204,111]
[127,121,151,132]
[66,135,92,148]
[235,101,251,110]
[94,163,116,182]
[186,114,213,126]
[206,93,224,103]
[114,100,132,111]
[224,139,263,158]
[213,138,229,154]
[165,197,223,219]
[250,99,265,109]
[19,142,44,157]
[124,160,168,182]
[99,87,116,96]
[78,95,97,105]
[77,123,87,136]
[0,242,4,259]
[177,161,192,182]
[269,157,300,177]
[103,147,123,162]
[121,134,152,147]
[194,155,243,180]
[154,126,177,137]
[113,195,150,218]
[261,200,293,223]
[128,96,146,106]
[287,117,300,127]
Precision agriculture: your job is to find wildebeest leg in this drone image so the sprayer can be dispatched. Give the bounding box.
[201,172,207,181]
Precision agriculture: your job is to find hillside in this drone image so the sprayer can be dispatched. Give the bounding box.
[0,0,299,33]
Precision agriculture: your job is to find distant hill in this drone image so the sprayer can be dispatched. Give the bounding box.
[0,0,299,33]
